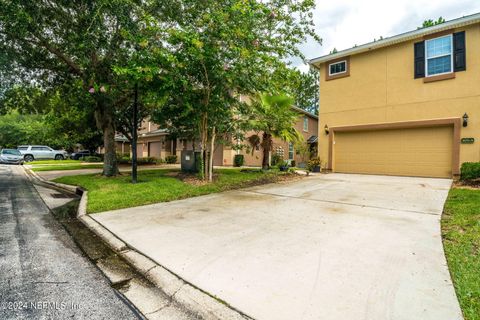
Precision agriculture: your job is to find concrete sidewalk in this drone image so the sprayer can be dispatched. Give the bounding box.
[91,174,462,320]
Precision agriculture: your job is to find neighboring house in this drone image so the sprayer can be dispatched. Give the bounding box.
[134,120,202,160]
[239,107,318,167]
[98,134,130,156]
[309,13,480,178]
[122,107,318,167]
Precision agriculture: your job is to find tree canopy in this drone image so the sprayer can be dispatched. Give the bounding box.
[419,17,446,29]
[245,94,303,170]
[0,0,321,180]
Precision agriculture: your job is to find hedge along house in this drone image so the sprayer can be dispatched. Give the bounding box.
[309,13,480,178]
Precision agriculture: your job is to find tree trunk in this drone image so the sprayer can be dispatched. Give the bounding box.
[199,112,208,180]
[208,127,216,182]
[131,83,138,183]
[262,132,272,170]
[102,122,119,176]
[95,104,119,177]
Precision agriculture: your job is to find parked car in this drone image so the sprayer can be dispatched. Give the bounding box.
[70,150,100,160]
[0,149,24,165]
[17,145,69,162]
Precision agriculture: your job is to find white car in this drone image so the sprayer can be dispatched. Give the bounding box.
[0,149,24,165]
[17,145,69,162]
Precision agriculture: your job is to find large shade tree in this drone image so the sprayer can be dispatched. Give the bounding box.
[151,0,321,181]
[0,0,173,176]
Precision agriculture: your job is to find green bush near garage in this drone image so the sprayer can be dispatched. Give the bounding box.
[165,155,177,164]
[460,162,480,181]
[233,154,244,167]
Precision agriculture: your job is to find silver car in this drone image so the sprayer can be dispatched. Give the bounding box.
[0,149,24,165]
[17,145,69,162]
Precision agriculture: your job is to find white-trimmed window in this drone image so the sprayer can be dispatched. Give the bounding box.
[328,60,347,76]
[288,142,294,160]
[303,116,308,131]
[425,35,453,76]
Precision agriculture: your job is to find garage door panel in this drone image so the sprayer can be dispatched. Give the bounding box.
[148,141,162,158]
[334,126,452,178]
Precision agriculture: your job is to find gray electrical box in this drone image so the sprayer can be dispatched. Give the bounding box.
[181,150,201,173]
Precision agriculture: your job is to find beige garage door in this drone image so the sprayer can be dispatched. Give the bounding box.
[334,126,453,178]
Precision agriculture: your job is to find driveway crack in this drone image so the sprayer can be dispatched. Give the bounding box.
[242,190,440,216]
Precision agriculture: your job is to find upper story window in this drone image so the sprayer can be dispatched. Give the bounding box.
[425,35,453,76]
[414,31,465,81]
[329,60,347,76]
[325,57,350,81]
[303,116,308,131]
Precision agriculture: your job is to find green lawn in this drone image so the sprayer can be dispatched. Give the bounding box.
[54,168,293,213]
[31,159,83,165]
[32,164,104,171]
[442,188,480,320]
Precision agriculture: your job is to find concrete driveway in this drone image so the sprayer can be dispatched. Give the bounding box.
[92,174,463,320]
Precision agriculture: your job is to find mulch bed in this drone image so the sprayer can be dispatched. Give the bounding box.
[165,170,303,187]
[454,179,480,189]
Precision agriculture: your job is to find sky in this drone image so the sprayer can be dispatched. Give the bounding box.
[295,0,480,72]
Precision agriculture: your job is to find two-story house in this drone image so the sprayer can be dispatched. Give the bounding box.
[309,13,480,178]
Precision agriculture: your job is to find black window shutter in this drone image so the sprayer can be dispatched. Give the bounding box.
[453,31,466,72]
[414,41,425,78]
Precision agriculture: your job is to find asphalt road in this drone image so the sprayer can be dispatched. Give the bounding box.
[0,165,139,320]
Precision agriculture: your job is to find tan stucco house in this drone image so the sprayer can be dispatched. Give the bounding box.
[309,13,480,178]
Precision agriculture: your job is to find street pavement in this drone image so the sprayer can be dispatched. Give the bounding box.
[0,164,140,320]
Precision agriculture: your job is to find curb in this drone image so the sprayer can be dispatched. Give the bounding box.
[81,212,252,320]
[24,167,83,196]
[25,166,253,319]
[57,169,253,320]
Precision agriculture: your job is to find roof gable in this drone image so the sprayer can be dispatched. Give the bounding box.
[309,12,480,66]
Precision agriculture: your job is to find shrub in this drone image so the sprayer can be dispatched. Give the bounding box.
[137,157,157,165]
[460,162,480,180]
[117,156,130,164]
[165,155,178,164]
[279,160,290,171]
[271,153,283,166]
[116,152,129,159]
[307,157,322,171]
[290,160,296,167]
[82,156,102,163]
[288,167,297,173]
[234,154,244,167]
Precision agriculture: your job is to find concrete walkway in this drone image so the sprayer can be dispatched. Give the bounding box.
[92,174,463,320]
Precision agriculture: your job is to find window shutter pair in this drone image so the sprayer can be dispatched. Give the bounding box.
[413,31,466,78]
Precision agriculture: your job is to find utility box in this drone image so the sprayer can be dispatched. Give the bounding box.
[181,150,201,173]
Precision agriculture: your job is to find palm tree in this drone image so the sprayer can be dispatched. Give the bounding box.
[246,94,303,170]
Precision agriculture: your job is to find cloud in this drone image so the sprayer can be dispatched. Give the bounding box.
[292,0,480,72]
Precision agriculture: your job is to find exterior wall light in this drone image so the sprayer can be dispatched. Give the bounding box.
[463,113,469,127]
[324,124,329,135]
